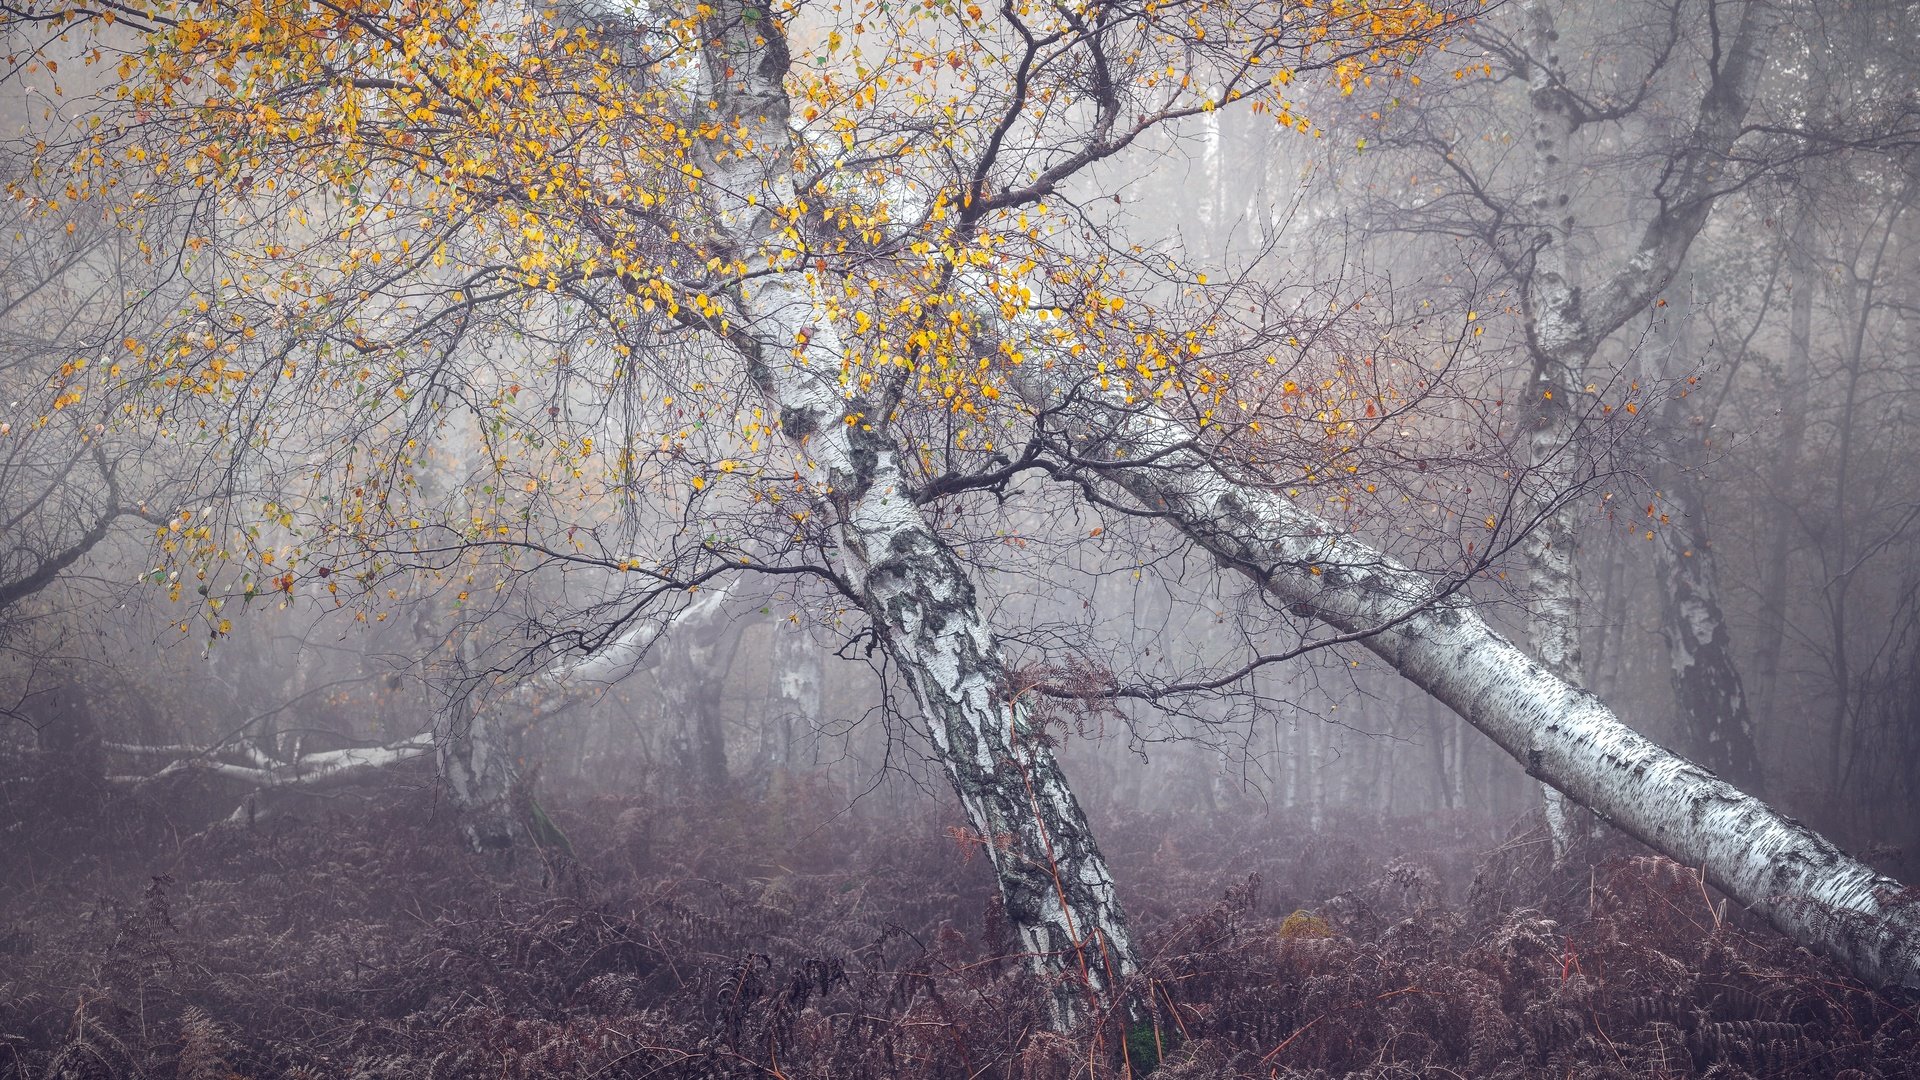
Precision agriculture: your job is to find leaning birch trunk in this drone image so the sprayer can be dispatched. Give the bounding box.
[999,339,1920,991]
[575,0,1139,1026]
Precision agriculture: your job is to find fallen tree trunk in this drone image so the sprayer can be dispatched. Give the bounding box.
[106,588,734,840]
[108,738,436,824]
[1001,333,1920,991]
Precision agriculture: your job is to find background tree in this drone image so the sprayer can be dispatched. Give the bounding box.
[10,0,1920,1031]
[3,0,1479,1021]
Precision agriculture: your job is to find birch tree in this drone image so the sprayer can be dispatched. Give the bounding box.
[14,0,1457,1019]
[104,577,733,839]
[736,0,1920,984]
[1511,0,1767,770]
[20,0,1920,1026]
[1356,0,1780,796]
[979,294,1920,990]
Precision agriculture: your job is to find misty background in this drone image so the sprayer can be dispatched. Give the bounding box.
[7,0,1917,875]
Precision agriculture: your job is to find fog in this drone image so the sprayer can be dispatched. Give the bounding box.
[4,0,1920,1074]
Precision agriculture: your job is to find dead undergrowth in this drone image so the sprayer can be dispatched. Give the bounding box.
[1,757,1915,1078]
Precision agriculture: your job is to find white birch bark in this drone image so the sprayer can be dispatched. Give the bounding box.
[436,639,520,849]
[572,0,1139,1024]
[108,740,434,786]
[1513,0,1773,845]
[767,617,823,767]
[1518,0,1589,694]
[998,328,1920,992]
[544,586,734,691]
[110,591,732,839]
[440,585,734,848]
[109,739,436,825]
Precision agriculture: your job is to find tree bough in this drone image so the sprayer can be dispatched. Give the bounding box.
[1001,344,1920,991]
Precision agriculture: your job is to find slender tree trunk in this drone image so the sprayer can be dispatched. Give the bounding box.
[1649,460,1763,787]
[1426,705,1450,811]
[687,653,731,793]
[1519,0,1602,856]
[1507,0,1776,850]
[1820,190,1908,803]
[1648,284,1763,788]
[1004,346,1920,991]
[1586,531,1622,699]
[1199,103,1224,244]
[438,642,526,851]
[587,0,1139,1024]
[767,616,823,768]
[442,587,733,850]
[662,613,745,793]
[1753,207,1816,725]
[1520,0,1590,694]
[1307,716,1328,829]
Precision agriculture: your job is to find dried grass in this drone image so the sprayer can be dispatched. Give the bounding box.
[1,758,1915,1078]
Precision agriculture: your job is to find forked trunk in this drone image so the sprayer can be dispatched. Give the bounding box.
[441,588,734,851]
[437,686,521,851]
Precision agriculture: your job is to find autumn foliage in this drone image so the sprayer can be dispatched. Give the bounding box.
[2,0,1471,641]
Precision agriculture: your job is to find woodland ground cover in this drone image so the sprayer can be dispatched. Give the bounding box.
[8,0,1920,1020]
[2,753,1916,1078]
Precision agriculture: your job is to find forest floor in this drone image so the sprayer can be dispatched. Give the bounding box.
[2,754,1917,1078]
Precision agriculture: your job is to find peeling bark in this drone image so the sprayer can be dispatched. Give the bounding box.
[571,0,1139,1024]
[1002,343,1920,991]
